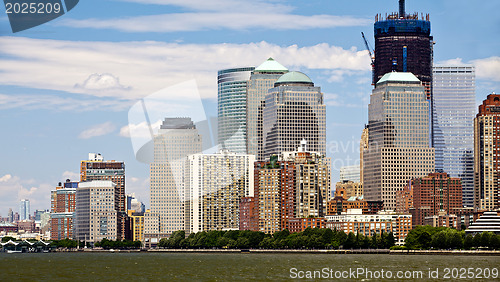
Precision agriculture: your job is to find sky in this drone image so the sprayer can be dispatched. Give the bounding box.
[0,0,499,217]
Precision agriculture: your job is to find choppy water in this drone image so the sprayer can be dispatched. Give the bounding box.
[1,252,499,281]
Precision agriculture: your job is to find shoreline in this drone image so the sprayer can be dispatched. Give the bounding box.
[34,248,500,256]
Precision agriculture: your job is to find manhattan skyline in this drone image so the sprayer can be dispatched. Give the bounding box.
[0,0,499,215]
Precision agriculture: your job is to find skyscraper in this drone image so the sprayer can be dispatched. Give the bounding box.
[261,71,326,160]
[433,65,476,207]
[185,151,255,234]
[80,153,126,240]
[374,0,433,99]
[363,72,435,210]
[145,118,202,241]
[247,58,289,158]
[19,199,30,221]
[474,94,500,211]
[218,67,254,153]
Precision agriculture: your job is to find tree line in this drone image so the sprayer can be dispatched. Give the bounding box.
[158,228,396,249]
[403,226,500,250]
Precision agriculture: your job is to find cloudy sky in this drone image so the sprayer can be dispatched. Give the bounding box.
[0,0,499,216]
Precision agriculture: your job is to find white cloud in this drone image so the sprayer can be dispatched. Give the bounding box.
[0,93,133,112]
[0,175,52,216]
[118,0,293,13]
[0,174,12,182]
[437,56,500,82]
[0,37,371,103]
[472,56,500,82]
[78,122,116,139]
[60,13,371,33]
[61,171,80,181]
[119,120,162,138]
[75,73,131,91]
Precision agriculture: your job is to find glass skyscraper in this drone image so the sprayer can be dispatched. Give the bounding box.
[217,67,254,153]
[19,199,30,221]
[433,65,475,207]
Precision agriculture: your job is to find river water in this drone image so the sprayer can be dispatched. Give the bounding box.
[1,252,499,281]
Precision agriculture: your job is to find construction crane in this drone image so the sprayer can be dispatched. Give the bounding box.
[361,32,375,65]
[361,32,375,85]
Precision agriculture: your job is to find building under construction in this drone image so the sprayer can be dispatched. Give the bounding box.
[373,0,433,99]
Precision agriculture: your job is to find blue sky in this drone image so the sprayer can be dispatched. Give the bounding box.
[0,0,499,216]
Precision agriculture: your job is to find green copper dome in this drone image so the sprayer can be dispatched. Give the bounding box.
[377,72,420,84]
[254,57,288,73]
[275,71,313,85]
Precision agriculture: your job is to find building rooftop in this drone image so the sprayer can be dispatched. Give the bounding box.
[254,58,288,73]
[377,72,421,84]
[275,71,313,86]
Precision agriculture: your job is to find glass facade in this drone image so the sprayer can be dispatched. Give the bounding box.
[433,65,475,207]
[217,67,254,154]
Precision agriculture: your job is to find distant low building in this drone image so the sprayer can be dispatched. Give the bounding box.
[465,211,500,235]
[424,211,459,229]
[326,209,412,245]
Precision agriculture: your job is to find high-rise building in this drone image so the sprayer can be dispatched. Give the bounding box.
[145,118,202,242]
[50,179,77,240]
[80,153,126,239]
[474,94,500,211]
[7,208,13,223]
[433,65,475,207]
[247,58,289,158]
[374,0,433,99]
[405,172,463,227]
[261,71,326,160]
[339,165,361,183]
[185,151,255,234]
[19,199,30,221]
[363,72,435,210]
[218,67,254,153]
[75,180,118,242]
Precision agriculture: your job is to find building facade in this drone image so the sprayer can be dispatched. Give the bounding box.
[363,72,435,210]
[247,58,289,158]
[248,144,330,234]
[432,65,475,207]
[326,209,412,245]
[185,151,255,234]
[474,94,500,211]
[50,179,77,240]
[261,71,326,161]
[218,67,254,154]
[339,165,361,183]
[80,153,126,240]
[335,181,363,200]
[408,172,463,227]
[75,181,118,242]
[374,0,433,99]
[146,118,202,241]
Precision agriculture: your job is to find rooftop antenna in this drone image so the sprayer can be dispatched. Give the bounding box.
[399,0,405,18]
